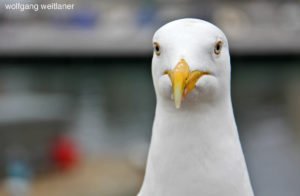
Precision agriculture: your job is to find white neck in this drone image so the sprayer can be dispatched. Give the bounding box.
[139,96,254,196]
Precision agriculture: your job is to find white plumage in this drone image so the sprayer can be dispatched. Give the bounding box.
[138,18,254,196]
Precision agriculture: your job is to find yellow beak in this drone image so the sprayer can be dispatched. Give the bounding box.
[165,59,208,109]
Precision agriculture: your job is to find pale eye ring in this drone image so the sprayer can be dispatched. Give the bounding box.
[214,40,223,55]
[153,42,161,56]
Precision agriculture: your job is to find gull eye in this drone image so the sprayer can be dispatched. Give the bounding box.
[214,40,223,55]
[153,42,161,56]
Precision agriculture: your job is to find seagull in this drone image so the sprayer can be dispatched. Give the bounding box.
[138,18,254,196]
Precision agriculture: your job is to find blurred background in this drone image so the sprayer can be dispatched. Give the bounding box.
[0,0,300,196]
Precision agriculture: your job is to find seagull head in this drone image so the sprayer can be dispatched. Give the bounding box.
[152,18,231,109]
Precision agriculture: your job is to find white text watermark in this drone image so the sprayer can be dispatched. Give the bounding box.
[4,3,75,12]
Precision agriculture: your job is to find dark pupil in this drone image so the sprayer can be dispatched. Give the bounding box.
[216,43,220,51]
[155,45,159,52]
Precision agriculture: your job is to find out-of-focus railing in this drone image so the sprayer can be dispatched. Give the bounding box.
[0,0,299,56]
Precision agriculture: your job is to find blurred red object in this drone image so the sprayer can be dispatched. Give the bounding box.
[51,135,79,171]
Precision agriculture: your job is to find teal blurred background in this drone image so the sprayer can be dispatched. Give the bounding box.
[0,0,300,196]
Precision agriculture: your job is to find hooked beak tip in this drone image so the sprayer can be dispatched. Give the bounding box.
[165,58,208,109]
